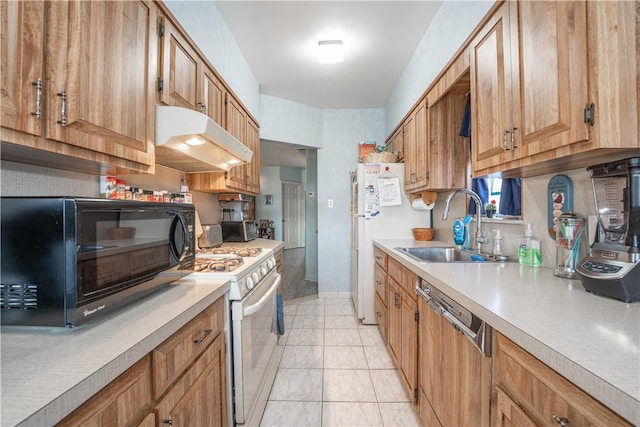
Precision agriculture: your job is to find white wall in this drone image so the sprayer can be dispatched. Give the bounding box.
[260,95,323,148]
[385,0,494,134]
[317,108,385,293]
[164,1,260,118]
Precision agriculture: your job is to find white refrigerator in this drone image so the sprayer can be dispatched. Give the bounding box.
[351,163,431,324]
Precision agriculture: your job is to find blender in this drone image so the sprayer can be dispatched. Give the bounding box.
[577,157,640,302]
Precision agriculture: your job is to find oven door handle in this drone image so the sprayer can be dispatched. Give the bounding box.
[243,273,281,317]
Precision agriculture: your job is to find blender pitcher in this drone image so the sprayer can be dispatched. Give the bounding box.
[554,213,584,279]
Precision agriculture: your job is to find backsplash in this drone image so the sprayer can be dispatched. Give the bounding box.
[432,167,595,269]
[1,161,222,225]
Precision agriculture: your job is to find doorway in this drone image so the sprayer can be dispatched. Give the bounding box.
[282,181,305,249]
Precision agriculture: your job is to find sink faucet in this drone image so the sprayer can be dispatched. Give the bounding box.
[442,189,487,254]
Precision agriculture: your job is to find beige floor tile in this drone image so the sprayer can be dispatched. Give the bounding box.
[324,315,358,329]
[321,402,383,427]
[324,346,368,369]
[323,369,377,402]
[282,305,298,316]
[270,368,323,401]
[325,303,356,316]
[280,345,324,369]
[296,303,325,315]
[287,328,324,346]
[324,328,362,346]
[378,402,422,427]
[359,328,385,346]
[370,370,411,402]
[260,401,322,427]
[292,315,325,329]
[364,346,396,369]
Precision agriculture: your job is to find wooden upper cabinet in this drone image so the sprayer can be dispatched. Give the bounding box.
[1,1,45,138]
[201,66,226,127]
[471,0,590,175]
[470,2,516,172]
[403,100,428,192]
[1,0,157,172]
[45,0,156,158]
[224,94,248,191]
[158,16,199,110]
[246,117,261,194]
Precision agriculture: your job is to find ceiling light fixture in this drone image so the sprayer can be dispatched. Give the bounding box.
[317,39,344,64]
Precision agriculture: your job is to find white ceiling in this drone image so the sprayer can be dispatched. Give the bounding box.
[213,1,443,168]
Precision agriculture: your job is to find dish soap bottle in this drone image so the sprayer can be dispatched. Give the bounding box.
[453,217,465,249]
[518,223,541,267]
[492,230,503,256]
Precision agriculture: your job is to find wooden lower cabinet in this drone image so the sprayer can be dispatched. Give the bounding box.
[155,333,227,427]
[56,297,227,427]
[57,355,153,427]
[387,265,418,402]
[374,292,388,344]
[492,333,631,427]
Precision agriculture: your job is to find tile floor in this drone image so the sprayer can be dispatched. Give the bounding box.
[260,297,422,427]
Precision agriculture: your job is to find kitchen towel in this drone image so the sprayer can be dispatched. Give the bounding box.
[276,294,285,335]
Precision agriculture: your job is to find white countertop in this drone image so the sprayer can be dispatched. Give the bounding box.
[374,239,640,425]
[222,238,285,252]
[1,276,230,427]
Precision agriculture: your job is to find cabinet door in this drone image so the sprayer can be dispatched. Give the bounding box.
[414,101,429,189]
[470,2,517,172]
[155,334,227,427]
[57,355,153,427]
[1,1,44,137]
[246,117,261,194]
[45,1,156,160]
[387,278,402,366]
[159,17,199,110]
[374,292,388,344]
[514,1,589,156]
[399,291,417,401]
[224,94,248,191]
[403,111,417,189]
[200,65,225,127]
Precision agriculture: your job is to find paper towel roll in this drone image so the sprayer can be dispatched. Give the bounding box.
[411,198,434,211]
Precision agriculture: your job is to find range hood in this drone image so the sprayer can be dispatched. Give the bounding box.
[155,106,252,172]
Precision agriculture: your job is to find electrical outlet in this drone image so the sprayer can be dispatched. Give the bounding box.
[328,199,334,208]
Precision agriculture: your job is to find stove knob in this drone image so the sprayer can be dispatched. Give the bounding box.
[267,259,275,269]
[246,277,255,290]
[261,266,267,275]
[252,272,260,283]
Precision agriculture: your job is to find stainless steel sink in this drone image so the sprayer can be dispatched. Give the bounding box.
[395,246,500,263]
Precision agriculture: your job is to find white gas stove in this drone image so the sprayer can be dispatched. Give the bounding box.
[194,246,276,301]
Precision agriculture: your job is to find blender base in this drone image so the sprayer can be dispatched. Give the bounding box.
[577,259,640,303]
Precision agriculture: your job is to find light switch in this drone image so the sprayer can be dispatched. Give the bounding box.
[328,199,334,208]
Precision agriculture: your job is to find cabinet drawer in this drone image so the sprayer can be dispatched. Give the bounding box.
[153,297,224,399]
[388,258,416,299]
[493,333,631,427]
[374,247,387,269]
[57,355,152,427]
[374,263,387,304]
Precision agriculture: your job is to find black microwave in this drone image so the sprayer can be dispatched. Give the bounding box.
[1,197,195,327]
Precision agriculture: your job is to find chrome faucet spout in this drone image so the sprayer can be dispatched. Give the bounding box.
[441,189,486,253]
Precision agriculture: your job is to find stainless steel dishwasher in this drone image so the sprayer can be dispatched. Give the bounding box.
[416,276,492,427]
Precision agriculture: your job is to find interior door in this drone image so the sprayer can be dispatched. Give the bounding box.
[282,182,302,249]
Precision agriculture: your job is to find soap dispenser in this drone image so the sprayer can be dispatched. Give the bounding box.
[518,223,541,267]
[492,230,503,256]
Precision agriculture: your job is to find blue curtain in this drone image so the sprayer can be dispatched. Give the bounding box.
[459,96,471,137]
[468,178,489,214]
[499,178,522,216]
